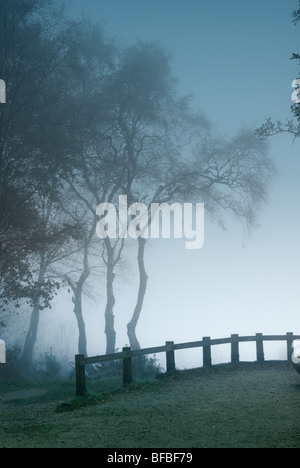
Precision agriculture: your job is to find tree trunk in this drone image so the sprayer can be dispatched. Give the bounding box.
[22,300,41,368]
[22,260,46,367]
[72,289,88,357]
[104,238,117,354]
[68,217,95,358]
[127,237,148,350]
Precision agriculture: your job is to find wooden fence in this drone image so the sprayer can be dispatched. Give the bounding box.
[75,332,300,396]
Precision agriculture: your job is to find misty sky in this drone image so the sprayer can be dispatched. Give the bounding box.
[37,0,300,366]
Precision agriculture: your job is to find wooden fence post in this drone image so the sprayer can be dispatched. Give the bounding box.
[122,347,133,385]
[166,341,176,373]
[75,354,86,397]
[203,337,212,367]
[231,334,239,364]
[256,333,264,363]
[286,332,294,362]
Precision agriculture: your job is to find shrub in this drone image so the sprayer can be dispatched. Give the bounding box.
[33,348,61,378]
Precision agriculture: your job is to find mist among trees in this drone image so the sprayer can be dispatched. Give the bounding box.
[0,0,278,374]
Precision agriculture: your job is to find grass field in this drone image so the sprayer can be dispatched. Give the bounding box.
[1,361,300,448]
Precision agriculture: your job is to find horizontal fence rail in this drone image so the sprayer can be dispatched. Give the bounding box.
[75,332,300,396]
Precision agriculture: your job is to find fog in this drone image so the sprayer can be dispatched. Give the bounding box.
[1,0,300,373]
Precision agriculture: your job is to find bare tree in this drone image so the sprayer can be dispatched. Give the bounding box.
[21,181,81,367]
[65,162,127,355]
[60,198,104,357]
[102,43,276,350]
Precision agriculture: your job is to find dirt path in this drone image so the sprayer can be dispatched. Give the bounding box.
[1,362,300,448]
[0,389,47,401]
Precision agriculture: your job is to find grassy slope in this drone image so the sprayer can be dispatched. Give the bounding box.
[1,362,300,448]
